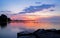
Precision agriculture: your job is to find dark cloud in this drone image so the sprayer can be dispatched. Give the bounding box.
[0,11,11,12]
[50,10,55,11]
[35,2,41,4]
[20,4,55,14]
[0,11,11,14]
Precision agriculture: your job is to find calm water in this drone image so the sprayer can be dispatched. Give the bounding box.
[0,21,60,38]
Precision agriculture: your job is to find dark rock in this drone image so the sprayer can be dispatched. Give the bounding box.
[17,29,60,38]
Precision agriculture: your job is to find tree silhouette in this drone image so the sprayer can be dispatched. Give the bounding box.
[0,14,11,23]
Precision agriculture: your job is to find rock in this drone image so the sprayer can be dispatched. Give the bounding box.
[17,29,60,38]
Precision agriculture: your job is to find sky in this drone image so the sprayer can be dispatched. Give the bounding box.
[0,0,60,20]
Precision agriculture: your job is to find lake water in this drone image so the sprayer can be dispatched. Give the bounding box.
[0,21,60,38]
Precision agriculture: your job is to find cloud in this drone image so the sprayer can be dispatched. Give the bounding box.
[35,2,41,4]
[0,11,12,14]
[39,16,60,22]
[20,4,55,14]
[50,10,55,11]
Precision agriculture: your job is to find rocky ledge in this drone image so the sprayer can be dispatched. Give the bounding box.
[17,29,60,38]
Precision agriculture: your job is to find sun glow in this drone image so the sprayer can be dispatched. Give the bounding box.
[11,10,59,20]
[24,15,39,20]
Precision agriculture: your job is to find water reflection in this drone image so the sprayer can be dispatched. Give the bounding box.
[10,21,60,30]
[0,22,7,28]
[0,21,60,38]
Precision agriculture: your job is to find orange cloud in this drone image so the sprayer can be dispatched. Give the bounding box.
[11,14,52,20]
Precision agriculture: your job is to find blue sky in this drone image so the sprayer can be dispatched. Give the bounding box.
[0,0,60,16]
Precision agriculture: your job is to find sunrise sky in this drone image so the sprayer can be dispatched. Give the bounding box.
[0,0,60,20]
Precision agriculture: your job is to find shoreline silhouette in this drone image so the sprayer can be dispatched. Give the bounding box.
[0,14,11,28]
[17,29,60,38]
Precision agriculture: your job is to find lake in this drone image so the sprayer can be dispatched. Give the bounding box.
[0,21,60,38]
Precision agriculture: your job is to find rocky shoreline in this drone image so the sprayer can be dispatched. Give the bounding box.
[17,29,60,38]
